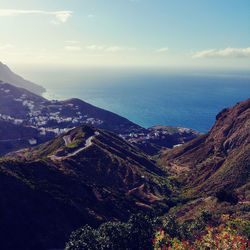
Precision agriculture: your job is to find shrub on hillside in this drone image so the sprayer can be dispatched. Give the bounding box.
[161,211,212,241]
[65,213,158,250]
[228,219,250,240]
[215,188,238,204]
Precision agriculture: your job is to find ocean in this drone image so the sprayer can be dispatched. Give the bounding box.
[17,67,250,133]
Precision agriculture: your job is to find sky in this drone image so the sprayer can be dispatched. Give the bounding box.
[0,0,249,69]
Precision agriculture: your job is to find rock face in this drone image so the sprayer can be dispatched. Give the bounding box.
[0,62,45,95]
[1,125,170,250]
[160,99,250,196]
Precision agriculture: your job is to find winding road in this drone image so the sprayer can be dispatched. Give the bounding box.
[50,131,100,161]
[63,135,71,146]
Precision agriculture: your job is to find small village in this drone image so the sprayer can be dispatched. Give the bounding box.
[120,131,162,144]
[0,85,158,146]
[120,126,196,147]
[0,86,104,145]
[0,85,196,149]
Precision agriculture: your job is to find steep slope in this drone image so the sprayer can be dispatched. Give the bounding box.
[160,98,250,197]
[1,124,171,250]
[0,62,45,95]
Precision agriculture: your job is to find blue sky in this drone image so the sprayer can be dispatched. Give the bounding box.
[0,0,249,69]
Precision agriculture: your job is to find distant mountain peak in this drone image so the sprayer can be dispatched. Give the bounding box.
[0,61,45,95]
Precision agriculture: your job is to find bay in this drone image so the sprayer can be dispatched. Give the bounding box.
[18,67,250,133]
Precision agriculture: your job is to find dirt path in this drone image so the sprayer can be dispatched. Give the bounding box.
[63,135,71,146]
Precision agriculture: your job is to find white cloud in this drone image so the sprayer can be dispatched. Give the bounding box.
[105,46,128,52]
[0,9,72,23]
[86,45,105,51]
[54,11,72,23]
[86,45,136,52]
[156,47,169,53]
[193,47,250,58]
[0,43,14,50]
[65,40,80,44]
[88,14,96,19]
[50,20,60,25]
[0,44,50,63]
[64,46,82,51]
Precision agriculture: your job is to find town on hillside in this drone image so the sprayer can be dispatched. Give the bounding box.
[0,84,200,152]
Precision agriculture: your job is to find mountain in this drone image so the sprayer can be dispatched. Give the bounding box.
[1,124,172,250]
[0,82,200,156]
[0,62,45,95]
[160,98,250,197]
[0,82,142,133]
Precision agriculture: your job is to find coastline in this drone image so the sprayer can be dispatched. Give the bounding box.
[42,88,66,101]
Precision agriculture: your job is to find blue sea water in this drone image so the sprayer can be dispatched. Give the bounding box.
[18,67,250,133]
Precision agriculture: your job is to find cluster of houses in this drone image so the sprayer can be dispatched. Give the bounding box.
[0,87,104,145]
[119,130,165,144]
[0,85,195,148]
[0,113,24,125]
[119,127,195,146]
[1,87,10,93]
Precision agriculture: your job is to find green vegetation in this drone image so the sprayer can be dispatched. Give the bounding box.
[228,219,250,239]
[66,139,82,149]
[66,213,158,250]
